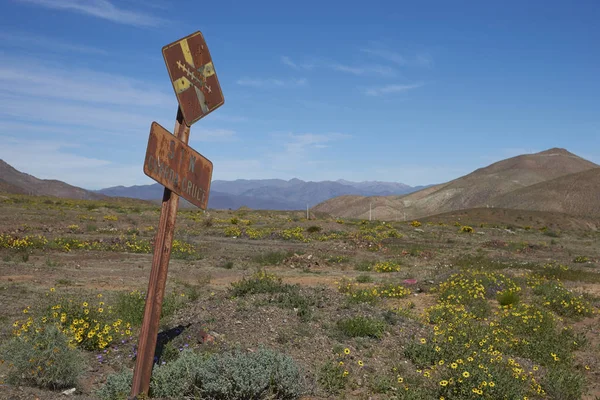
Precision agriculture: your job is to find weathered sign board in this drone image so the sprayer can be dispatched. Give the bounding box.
[143,122,213,209]
[162,31,225,126]
[130,31,224,399]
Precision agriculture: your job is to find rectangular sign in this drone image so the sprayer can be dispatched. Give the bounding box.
[143,122,212,209]
[162,31,225,126]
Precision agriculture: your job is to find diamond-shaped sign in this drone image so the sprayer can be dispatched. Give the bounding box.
[162,31,225,126]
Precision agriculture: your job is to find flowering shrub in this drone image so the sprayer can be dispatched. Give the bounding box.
[373,261,401,273]
[12,289,132,351]
[460,225,474,233]
[224,226,241,237]
[411,220,422,227]
[103,215,118,221]
[280,227,309,242]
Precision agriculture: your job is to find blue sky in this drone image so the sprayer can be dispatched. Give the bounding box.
[0,0,598,189]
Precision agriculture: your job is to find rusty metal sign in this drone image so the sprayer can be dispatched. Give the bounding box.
[162,31,225,126]
[143,121,212,209]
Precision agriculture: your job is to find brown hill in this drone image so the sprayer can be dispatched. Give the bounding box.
[0,160,105,200]
[489,167,600,216]
[314,148,599,220]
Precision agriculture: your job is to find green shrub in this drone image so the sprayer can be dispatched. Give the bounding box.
[0,325,84,390]
[218,260,234,269]
[306,225,322,233]
[497,290,520,307]
[336,317,386,338]
[317,360,348,395]
[253,251,291,266]
[149,348,304,400]
[573,255,589,263]
[355,261,373,271]
[543,366,585,400]
[356,274,373,283]
[96,369,133,400]
[114,290,187,326]
[230,270,292,297]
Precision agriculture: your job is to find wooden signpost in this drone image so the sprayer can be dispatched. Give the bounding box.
[129,31,224,399]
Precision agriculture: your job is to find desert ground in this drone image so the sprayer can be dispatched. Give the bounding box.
[0,194,599,399]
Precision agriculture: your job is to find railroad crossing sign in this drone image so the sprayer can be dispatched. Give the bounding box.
[162,31,225,126]
[143,122,213,209]
[130,31,223,399]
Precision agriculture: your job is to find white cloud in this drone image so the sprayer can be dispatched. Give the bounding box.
[0,31,108,55]
[361,45,434,68]
[0,136,148,189]
[364,83,424,96]
[331,64,396,77]
[360,48,407,65]
[281,56,298,69]
[0,55,172,108]
[236,78,307,88]
[17,0,165,27]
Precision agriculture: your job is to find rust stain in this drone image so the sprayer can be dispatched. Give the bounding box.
[143,121,212,210]
[162,31,225,126]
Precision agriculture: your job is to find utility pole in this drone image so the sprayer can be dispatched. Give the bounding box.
[306,203,309,220]
[369,202,372,221]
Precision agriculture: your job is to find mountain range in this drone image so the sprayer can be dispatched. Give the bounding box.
[314,148,600,219]
[96,179,433,210]
[2,147,599,220]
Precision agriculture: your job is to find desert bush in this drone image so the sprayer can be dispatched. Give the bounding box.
[96,369,133,400]
[218,260,234,269]
[496,290,520,307]
[113,290,187,326]
[230,270,293,297]
[459,225,474,233]
[149,348,304,400]
[356,274,373,283]
[11,289,132,352]
[573,255,589,263]
[336,316,386,338]
[252,250,291,266]
[373,260,401,273]
[410,220,421,227]
[542,366,585,400]
[230,217,239,225]
[355,260,374,271]
[224,226,242,237]
[528,276,593,318]
[317,360,348,395]
[306,225,322,233]
[0,325,84,390]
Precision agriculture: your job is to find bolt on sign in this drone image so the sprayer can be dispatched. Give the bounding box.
[143,122,213,209]
[163,31,225,126]
[130,31,224,400]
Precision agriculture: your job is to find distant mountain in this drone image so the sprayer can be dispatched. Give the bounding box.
[97,178,425,210]
[0,160,105,200]
[314,148,600,220]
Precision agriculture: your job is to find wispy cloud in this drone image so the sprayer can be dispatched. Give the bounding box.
[17,0,165,27]
[364,83,424,96]
[361,45,434,68]
[0,136,146,189]
[0,31,108,55]
[360,48,407,66]
[281,56,298,69]
[0,54,172,108]
[331,64,396,77]
[236,78,307,88]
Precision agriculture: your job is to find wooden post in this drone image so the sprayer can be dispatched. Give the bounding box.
[129,107,190,399]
